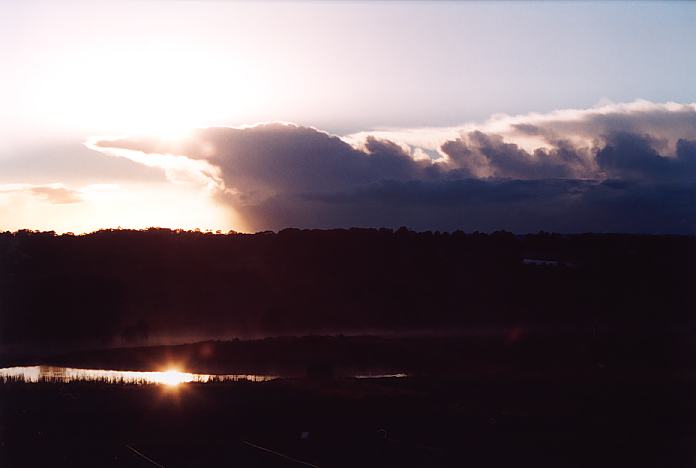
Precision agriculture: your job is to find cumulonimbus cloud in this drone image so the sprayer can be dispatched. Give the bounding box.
[90,101,696,233]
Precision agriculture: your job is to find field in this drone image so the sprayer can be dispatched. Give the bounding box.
[2,231,694,467]
[1,370,694,468]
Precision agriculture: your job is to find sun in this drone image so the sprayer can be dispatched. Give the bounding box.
[157,369,193,386]
[27,39,269,138]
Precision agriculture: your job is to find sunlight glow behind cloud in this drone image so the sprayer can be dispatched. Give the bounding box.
[22,42,271,137]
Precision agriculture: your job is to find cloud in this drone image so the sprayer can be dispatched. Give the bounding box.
[85,136,226,193]
[0,183,83,204]
[595,133,696,181]
[92,124,430,202]
[440,131,597,179]
[347,100,696,156]
[90,101,696,233]
[235,179,696,234]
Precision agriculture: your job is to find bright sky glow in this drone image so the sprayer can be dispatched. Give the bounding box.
[1,0,695,233]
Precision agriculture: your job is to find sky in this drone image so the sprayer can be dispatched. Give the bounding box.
[1,0,696,233]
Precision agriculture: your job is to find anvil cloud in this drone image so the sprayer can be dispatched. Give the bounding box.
[91,101,696,233]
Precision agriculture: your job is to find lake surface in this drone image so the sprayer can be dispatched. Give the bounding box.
[0,366,277,385]
[0,366,409,384]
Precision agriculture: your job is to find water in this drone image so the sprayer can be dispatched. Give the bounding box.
[0,366,277,385]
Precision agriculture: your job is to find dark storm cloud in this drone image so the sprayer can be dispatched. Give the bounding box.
[237,179,696,234]
[596,133,696,181]
[92,104,696,233]
[439,131,696,182]
[440,131,596,179]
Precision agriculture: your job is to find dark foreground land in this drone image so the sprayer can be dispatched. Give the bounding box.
[2,229,695,350]
[1,229,695,466]
[1,372,694,468]
[4,331,693,467]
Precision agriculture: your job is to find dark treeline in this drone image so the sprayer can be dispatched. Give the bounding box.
[7,333,693,378]
[1,227,695,350]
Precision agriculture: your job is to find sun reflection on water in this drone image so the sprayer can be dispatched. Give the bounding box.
[0,366,277,385]
[155,369,193,386]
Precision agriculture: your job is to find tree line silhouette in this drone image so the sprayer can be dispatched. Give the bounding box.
[1,227,694,351]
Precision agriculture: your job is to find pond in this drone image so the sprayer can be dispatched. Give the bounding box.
[0,365,277,385]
